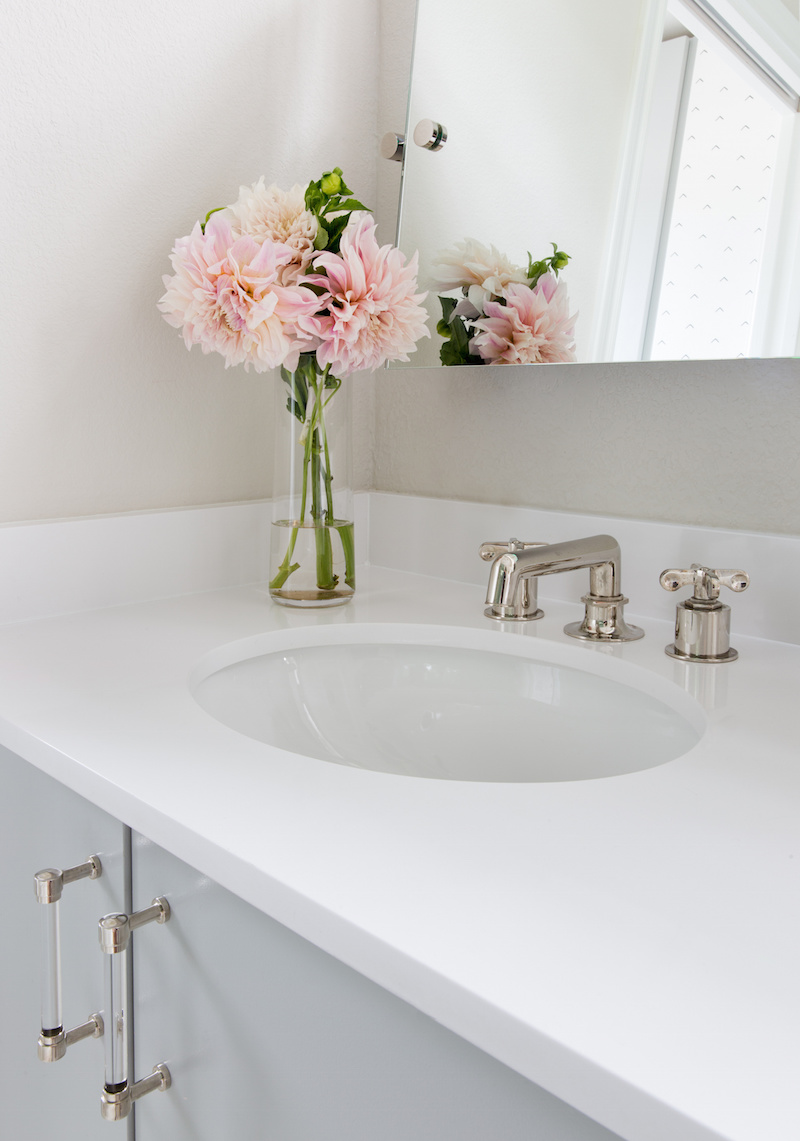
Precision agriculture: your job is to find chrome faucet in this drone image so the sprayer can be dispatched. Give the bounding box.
[481,534,644,641]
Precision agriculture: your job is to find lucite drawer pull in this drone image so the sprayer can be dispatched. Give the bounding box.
[34,856,104,1062]
[98,898,172,1121]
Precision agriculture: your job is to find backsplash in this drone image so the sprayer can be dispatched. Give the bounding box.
[0,494,796,645]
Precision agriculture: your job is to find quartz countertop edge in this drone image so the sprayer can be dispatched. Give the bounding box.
[0,564,797,1141]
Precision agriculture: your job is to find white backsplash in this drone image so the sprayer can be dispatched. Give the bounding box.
[0,493,796,644]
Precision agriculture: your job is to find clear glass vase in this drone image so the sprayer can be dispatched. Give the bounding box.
[268,356,355,608]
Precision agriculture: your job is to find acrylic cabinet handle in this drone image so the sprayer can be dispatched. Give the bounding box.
[34,857,104,1062]
[98,898,172,1121]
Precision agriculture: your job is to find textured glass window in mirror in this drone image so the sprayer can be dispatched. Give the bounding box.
[647,37,784,360]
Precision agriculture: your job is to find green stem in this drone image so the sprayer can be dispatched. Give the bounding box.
[316,373,336,522]
[310,379,337,590]
[338,521,356,589]
[268,370,316,591]
[316,382,355,589]
[269,358,350,596]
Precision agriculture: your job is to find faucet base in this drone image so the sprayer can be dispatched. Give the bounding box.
[664,643,738,663]
[484,606,544,622]
[564,594,644,643]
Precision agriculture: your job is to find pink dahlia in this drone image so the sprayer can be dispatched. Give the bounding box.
[302,216,429,375]
[157,215,320,372]
[470,276,577,365]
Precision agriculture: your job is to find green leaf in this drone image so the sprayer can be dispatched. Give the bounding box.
[282,362,310,423]
[286,397,304,422]
[323,214,350,252]
[436,296,459,338]
[439,295,458,321]
[304,182,325,213]
[440,338,467,366]
[331,197,369,214]
[297,353,319,388]
[439,313,475,365]
[526,254,547,286]
[449,314,470,353]
[314,222,329,250]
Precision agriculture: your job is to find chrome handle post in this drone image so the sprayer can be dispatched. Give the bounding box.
[98,898,171,1121]
[661,564,750,662]
[34,856,103,1062]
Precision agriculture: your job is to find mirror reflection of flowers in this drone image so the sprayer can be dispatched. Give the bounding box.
[158,169,429,598]
[432,238,577,365]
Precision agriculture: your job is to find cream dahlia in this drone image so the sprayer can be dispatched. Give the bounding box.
[227,179,318,285]
[430,238,528,315]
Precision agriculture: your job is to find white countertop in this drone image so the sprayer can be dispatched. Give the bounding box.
[1,564,798,1141]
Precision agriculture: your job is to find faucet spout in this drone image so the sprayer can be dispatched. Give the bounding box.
[483,533,643,642]
[487,534,621,609]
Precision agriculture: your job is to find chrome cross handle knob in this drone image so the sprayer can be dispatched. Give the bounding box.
[479,538,547,561]
[660,564,749,662]
[660,565,749,601]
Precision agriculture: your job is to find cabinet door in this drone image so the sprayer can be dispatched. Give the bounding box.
[0,746,130,1140]
[132,833,622,1141]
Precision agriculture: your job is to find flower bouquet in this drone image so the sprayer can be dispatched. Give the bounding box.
[158,169,429,606]
[432,239,577,366]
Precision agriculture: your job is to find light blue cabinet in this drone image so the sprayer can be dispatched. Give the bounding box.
[1,747,623,1141]
[131,833,623,1141]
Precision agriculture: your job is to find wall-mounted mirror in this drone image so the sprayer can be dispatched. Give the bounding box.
[392,0,800,366]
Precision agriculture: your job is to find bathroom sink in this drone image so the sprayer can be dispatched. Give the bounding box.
[190,624,704,782]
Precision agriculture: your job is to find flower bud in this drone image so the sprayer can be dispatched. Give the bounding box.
[320,170,343,196]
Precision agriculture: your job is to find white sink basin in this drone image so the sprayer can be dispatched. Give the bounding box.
[190,624,704,782]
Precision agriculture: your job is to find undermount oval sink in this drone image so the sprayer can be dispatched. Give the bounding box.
[190,624,705,783]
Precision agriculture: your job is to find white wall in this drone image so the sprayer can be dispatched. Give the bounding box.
[1,0,379,522]
[2,0,799,538]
